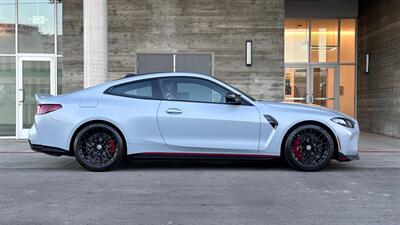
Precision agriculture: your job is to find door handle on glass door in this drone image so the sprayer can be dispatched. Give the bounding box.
[18,89,24,103]
[166,108,183,114]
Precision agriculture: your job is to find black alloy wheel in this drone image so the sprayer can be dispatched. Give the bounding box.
[284,124,334,171]
[73,123,125,171]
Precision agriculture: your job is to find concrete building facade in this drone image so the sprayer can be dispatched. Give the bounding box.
[0,0,399,138]
[357,0,400,137]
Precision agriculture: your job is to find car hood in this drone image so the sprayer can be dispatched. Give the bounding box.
[256,101,351,118]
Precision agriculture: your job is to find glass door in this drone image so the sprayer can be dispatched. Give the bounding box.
[311,66,338,110]
[284,68,308,103]
[16,57,56,139]
[285,66,338,110]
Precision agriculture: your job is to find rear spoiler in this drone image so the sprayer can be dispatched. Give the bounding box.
[35,94,53,104]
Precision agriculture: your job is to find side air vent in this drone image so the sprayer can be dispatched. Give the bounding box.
[264,115,278,129]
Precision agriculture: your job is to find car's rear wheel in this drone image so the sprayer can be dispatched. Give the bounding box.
[73,123,125,171]
[284,124,334,171]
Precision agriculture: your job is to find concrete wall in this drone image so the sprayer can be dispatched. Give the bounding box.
[62,0,84,93]
[108,0,285,101]
[358,0,400,137]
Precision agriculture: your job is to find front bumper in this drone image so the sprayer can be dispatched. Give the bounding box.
[29,140,70,157]
[330,118,360,161]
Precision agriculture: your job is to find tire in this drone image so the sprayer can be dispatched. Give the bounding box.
[284,124,334,171]
[73,123,125,171]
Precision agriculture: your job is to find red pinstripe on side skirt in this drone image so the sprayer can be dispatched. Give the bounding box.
[137,152,280,159]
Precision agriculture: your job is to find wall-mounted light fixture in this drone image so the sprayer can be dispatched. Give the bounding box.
[365,52,370,74]
[246,40,252,66]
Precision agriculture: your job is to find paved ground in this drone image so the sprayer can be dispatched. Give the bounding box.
[0,133,399,225]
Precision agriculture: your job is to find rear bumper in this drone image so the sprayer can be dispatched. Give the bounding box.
[29,140,70,157]
[28,113,74,151]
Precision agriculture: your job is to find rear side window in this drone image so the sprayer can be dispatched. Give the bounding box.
[107,79,161,99]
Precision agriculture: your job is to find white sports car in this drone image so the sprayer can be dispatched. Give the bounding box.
[29,72,359,171]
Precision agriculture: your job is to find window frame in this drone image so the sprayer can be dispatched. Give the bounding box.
[159,77,253,106]
[159,77,229,105]
[104,76,253,106]
[104,78,163,100]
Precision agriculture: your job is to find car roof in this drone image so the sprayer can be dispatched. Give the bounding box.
[122,72,212,80]
[100,72,220,91]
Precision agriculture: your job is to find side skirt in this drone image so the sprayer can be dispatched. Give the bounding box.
[128,152,280,161]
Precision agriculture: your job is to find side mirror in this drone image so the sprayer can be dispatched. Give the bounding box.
[225,93,242,105]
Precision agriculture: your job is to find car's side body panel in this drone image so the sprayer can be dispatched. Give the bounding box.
[157,100,262,153]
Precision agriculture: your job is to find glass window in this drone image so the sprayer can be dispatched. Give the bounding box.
[284,20,309,62]
[22,60,51,129]
[0,57,16,136]
[110,80,156,98]
[340,65,355,117]
[0,0,16,54]
[160,78,228,103]
[311,20,338,63]
[340,19,356,63]
[18,0,55,53]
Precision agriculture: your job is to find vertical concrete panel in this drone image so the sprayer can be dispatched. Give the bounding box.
[358,0,400,137]
[62,0,84,92]
[108,0,284,101]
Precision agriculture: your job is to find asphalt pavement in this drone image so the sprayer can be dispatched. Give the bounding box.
[0,132,399,225]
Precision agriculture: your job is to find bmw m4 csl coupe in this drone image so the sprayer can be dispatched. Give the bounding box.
[29,72,359,171]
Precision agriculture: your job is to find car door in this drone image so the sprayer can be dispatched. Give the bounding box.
[157,77,261,153]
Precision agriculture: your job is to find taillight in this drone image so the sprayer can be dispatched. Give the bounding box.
[37,104,62,115]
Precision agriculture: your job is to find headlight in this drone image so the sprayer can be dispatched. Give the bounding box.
[331,117,355,128]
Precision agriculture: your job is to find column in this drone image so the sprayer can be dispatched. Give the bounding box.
[83,0,108,87]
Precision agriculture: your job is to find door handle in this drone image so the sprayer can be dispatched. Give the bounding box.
[166,108,183,114]
[18,89,24,103]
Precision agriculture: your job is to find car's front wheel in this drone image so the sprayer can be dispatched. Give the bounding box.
[73,123,125,171]
[284,124,335,171]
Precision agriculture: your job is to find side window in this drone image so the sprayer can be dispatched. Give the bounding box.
[109,80,158,99]
[160,78,228,103]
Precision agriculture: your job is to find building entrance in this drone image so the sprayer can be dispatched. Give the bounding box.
[284,19,356,117]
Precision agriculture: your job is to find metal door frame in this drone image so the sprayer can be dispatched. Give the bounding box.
[309,64,339,110]
[285,63,339,109]
[16,56,57,139]
[284,65,309,103]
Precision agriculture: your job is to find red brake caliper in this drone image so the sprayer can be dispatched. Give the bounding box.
[292,137,303,161]
[107,139,116,155]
